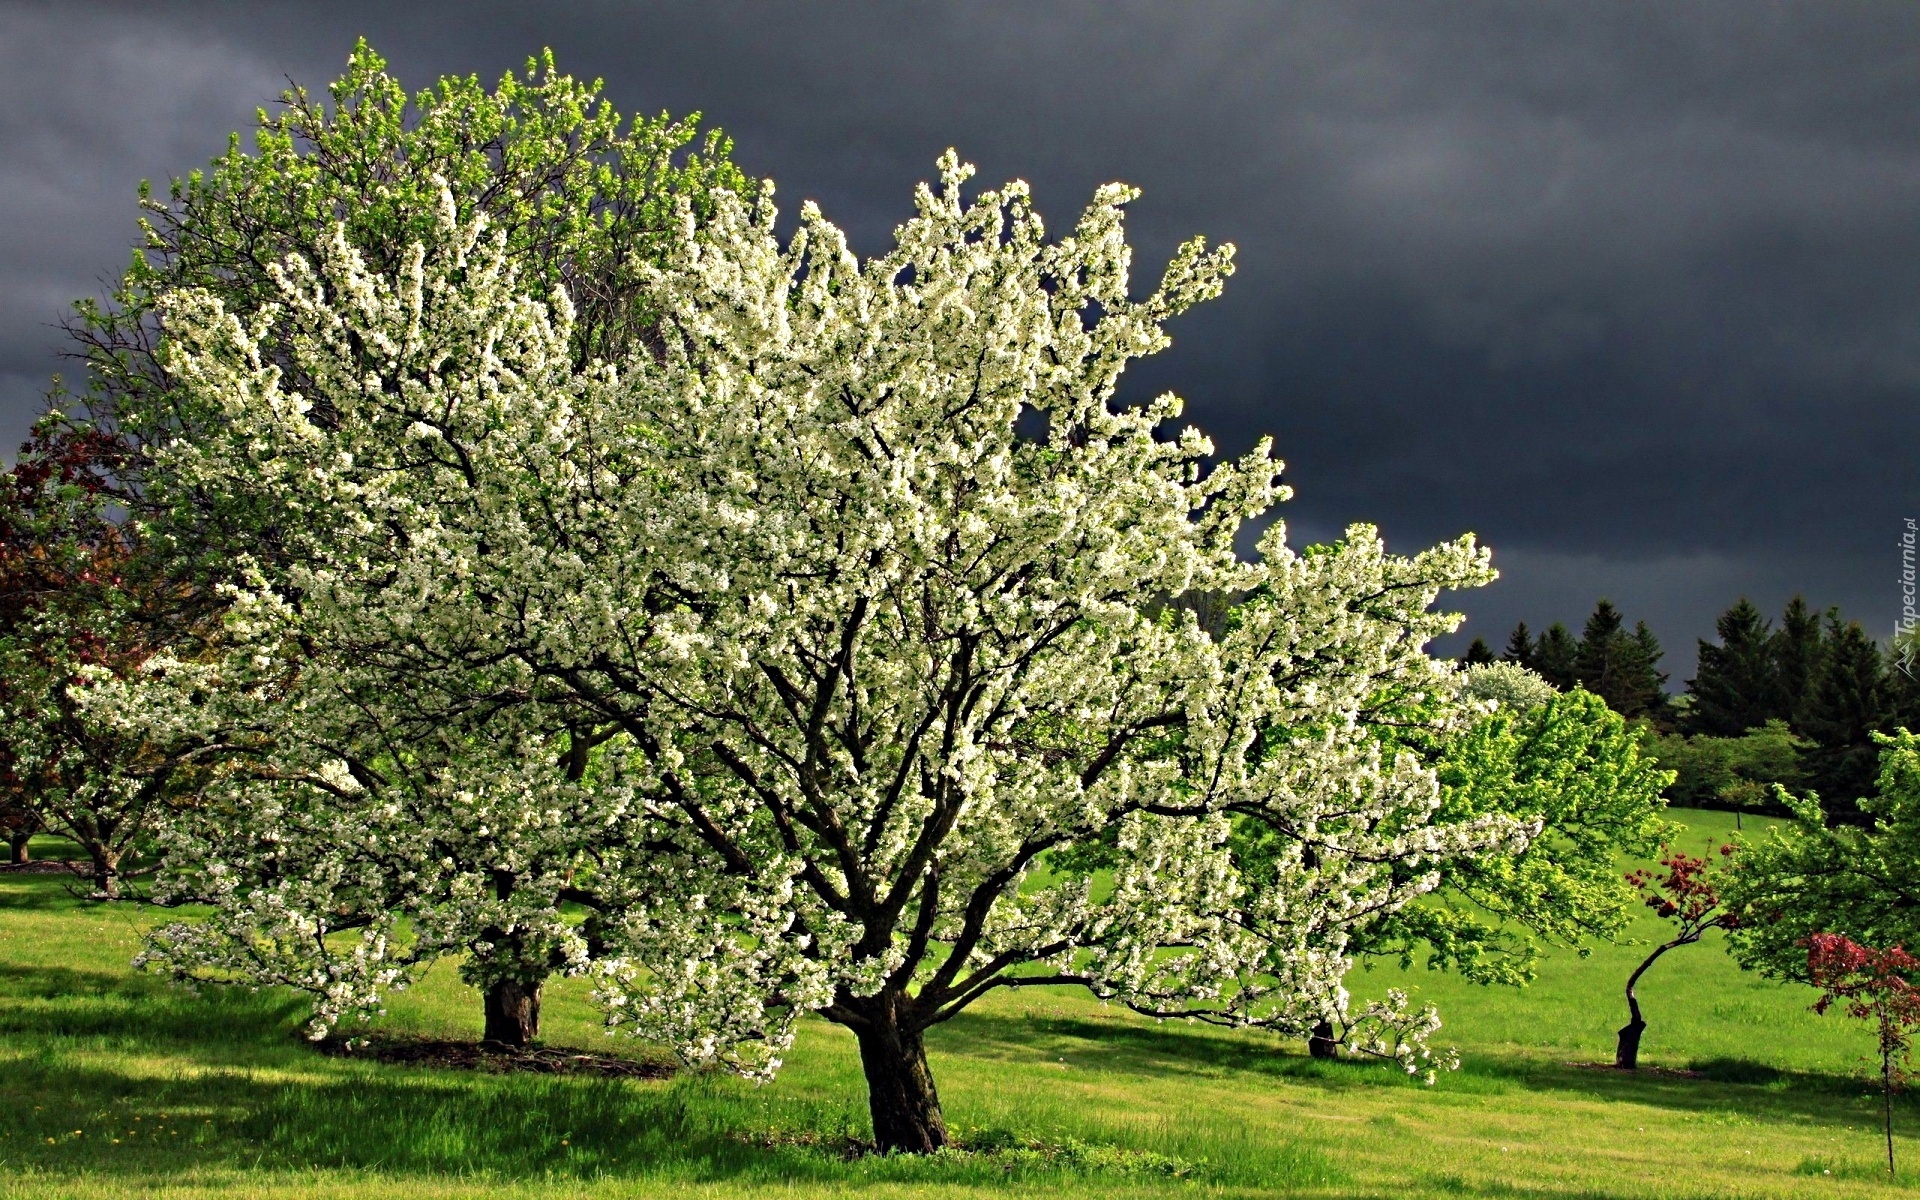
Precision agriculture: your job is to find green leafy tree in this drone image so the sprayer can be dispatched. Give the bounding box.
[1631,621,1674,727]
[1687,598,1779,737]
[1722,730,1920,982]
[60,37,749,592]
[1573,601,1666,719]
[1643,720,1806,814]
[1358,669,1672,988]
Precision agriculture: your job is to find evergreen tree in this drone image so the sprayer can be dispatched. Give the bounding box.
[1772,596,1827,731]
[1631,621,1674,726]
[1462,637,1496,666]
[1574,600,1664,718]
[1687,598,1778,736]
[1533,623,1579,691]
[1801,617,1892,821]
[1502,622,1534,669]
[1889,637,1920,735]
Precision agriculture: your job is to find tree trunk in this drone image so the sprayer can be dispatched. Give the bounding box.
[88,848,120,899]
[8,830,29,865]
[1886,1042,1898,1175]
[1614,1012,1646,1071]
[854,1013,947,1153]
[1616,938,1686,1069]
[1308,1019,1340,1059]
[482,978,542,1049]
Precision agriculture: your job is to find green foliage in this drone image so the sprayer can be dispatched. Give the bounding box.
[1645,720,1808,813]
[1500,620,1534,668]
[1723,729,1920,985]
[1364,688,1673,985]
[1530,621,1578,690]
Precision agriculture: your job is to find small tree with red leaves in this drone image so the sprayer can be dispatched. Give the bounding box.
[1615,845,1738,1069]
[1807,933,1920,1175]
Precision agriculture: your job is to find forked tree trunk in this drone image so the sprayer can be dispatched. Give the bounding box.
[1308,1019,1341,1059]
[854,1012,947,1153]
[482,978,542,1049]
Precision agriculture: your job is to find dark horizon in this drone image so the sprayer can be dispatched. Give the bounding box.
[3,1,1915,675]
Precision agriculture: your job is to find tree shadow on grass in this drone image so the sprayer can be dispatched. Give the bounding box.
[1,1053,1335,1190]
[940,1008,1908,1137]
[0,1055,778,1183]
[0,963,303,1055]
[941,1009,1401,1089]
[1483,1053,1904,1123]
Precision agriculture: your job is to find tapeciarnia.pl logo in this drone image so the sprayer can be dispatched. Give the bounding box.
[1899,517,1917,680]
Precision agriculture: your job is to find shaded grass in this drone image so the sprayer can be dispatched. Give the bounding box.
[3,808,1918,1198]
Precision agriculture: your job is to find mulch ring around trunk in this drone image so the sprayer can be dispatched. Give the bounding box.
[0,860,91,875]
[318,1033,678,1079]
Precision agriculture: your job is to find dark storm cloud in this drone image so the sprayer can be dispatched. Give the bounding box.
[4,0,1917,669]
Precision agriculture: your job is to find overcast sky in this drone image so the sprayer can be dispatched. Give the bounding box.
[3,0,1916,676]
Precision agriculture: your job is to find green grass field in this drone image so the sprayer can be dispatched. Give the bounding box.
[2,808,1914,1199]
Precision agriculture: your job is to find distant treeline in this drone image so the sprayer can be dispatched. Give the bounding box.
[1461,598,1920,820]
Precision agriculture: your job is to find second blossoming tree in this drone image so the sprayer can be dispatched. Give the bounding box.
[150,152,1546,1152]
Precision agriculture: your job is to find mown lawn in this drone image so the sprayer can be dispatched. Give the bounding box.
[1,808,1915,1199]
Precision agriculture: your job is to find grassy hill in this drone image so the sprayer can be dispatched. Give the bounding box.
[2,808,1914,1198]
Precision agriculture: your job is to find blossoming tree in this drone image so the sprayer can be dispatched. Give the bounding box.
[62,43,746,1048]
[143,151,1594,1151]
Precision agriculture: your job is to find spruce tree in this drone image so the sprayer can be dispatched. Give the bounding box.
[1630,620,1673,726]
[1800,617,1892,821]
[1688,598,1779,736]
[1772,596,1826,731]
[1576,600,1664,718]
[1502,622,1534,669]
[1463,637,1496,665]
[1533,623,1579,691]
